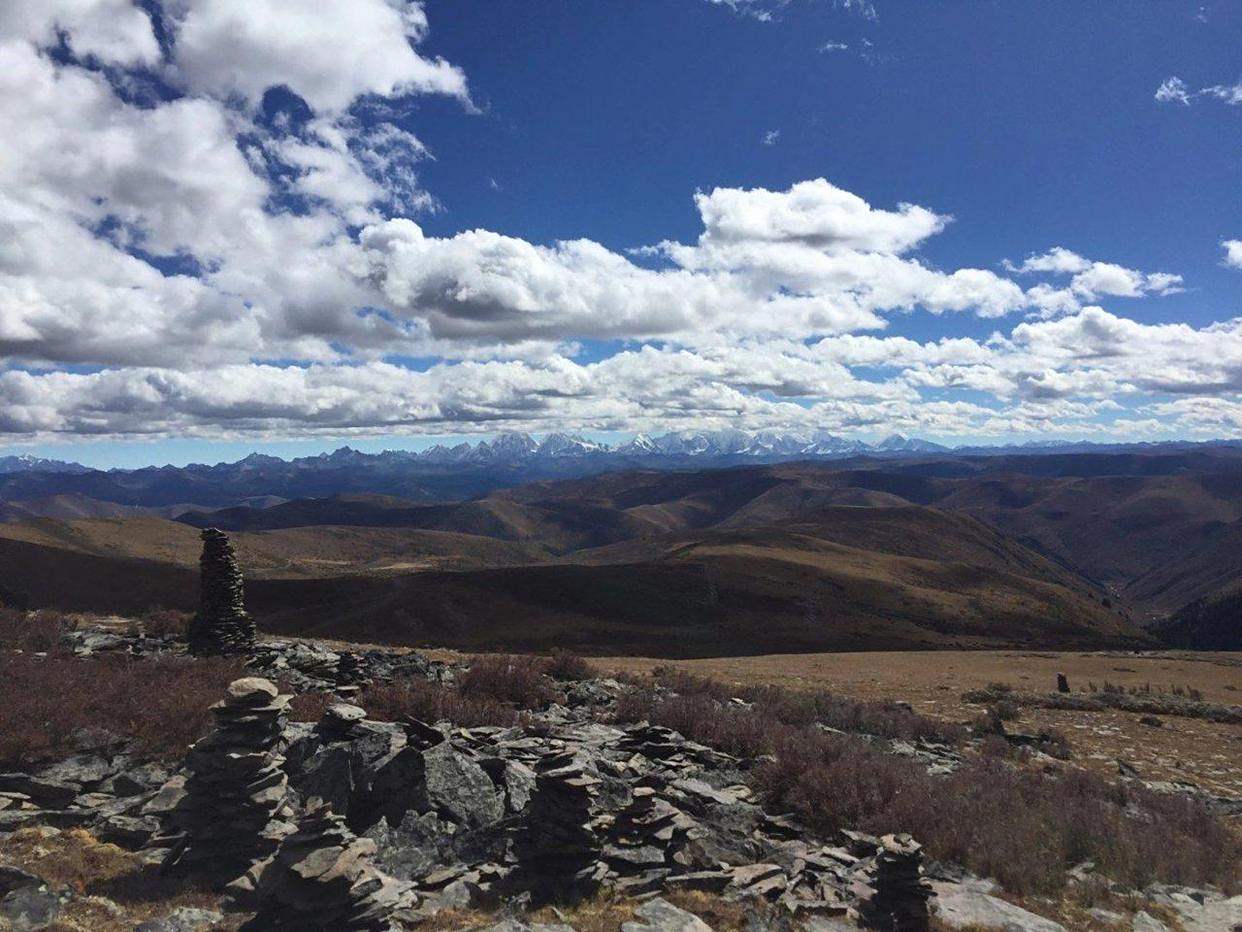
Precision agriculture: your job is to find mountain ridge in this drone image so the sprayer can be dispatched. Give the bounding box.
[6,431,1242,476]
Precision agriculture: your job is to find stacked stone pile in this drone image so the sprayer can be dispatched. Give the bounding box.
[161,677,294,884]
[336,651,371,692]
[317,703,369,743]
[601,782,683,893]
[244,640,452,692]
[188,528,255,655]
[615,724,737,774]
[241,803,414,931]
[512,750,606,904]
[855,833,933,931]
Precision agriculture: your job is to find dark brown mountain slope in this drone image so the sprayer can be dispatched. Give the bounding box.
[3,497,1150,655]
[1156,586,1242,650]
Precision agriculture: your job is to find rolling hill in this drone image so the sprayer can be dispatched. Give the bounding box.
[0,459,1161,654]
[0,516,549,578]
[7,450,1240,651]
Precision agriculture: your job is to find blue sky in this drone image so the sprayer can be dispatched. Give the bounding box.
[415,0,1240,335]
[1,0,1240,468]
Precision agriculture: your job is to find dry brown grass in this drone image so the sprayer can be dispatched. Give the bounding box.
[0,516,547,579]
[0,651,246,766]
[639,665,965,743]
[419,891,751,932]
[0,827,226,931]
[138,607,192,638]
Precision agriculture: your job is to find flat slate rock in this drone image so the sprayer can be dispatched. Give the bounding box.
[134,906,224,931]
[621,897,714,932]
[0,885,63,931]
[932,882,1066,932]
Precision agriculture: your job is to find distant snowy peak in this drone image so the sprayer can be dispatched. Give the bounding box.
[0,430,955,478]
[875,434,949,453]
[320,429,951,465]
[538,432,606,457]
[0,454,90,474]
[618,433,659,455]
[435,428,949,462]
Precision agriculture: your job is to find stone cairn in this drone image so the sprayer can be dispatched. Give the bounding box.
[856,833,933,931]
[317,702,369,743]
[162,677,294,884]
[335,651,371,696]
[189,528,255,655]
[241,803,412,931]
[512,750,605,904]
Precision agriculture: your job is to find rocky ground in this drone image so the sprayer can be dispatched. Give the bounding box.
[0,628,1239,931]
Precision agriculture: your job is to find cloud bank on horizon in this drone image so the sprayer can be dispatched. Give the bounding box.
[0,0,1240,449]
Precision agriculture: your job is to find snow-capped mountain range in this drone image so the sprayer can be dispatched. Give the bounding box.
[410,430,945,463]
[4,431,1240,478]
[0,430,945,476]
[0,454,92,475]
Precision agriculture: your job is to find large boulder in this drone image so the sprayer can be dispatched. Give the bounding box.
[932,881,1066,931]
[369,743,503,829]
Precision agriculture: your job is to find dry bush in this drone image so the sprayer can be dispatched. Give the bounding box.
[754,727,1237,895]
[884,761,1237,895]
[646,667,964,744]
[621,672,1238,895]
[0,651,245,766]
[541,648,596,681]
[359,678,519,728]
[616,691,778,758]
[459,654,554,709]
[0,606,73,652]
[991,699,1022,721]
[964,682,1239,724]
[140,607,193,639]
[287,689,336,722]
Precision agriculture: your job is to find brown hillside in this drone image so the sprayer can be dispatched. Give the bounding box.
[0,517,550,578]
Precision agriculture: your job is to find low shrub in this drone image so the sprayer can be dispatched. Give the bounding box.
[615,691,780,758]
[459,654,554,709]
[359,678,519,728]
[541,649,595,681]
[0,651,245,766]
[646,667,964,744]
[140,608,192,639]
[992,699,1022,722]
[286,690,336,723]
[0,607,73,653]
[963,682,1240,724]
[622,673,1238,895]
